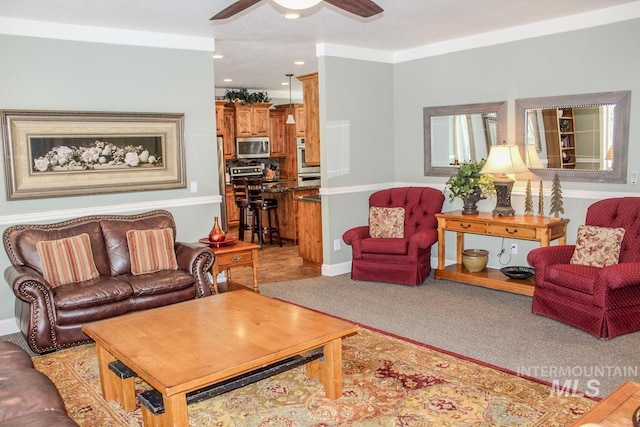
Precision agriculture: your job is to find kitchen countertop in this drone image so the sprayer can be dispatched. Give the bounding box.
[262,180,320,193]
[296,194,321,202]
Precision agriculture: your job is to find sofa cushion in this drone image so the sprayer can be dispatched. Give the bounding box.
[361,237,409,255]
[36,233,100,287]
[126,269,195,296]
[570,225,625,268]
[369,207,405,238]
[53,277,133,310]
[126,228,178,275]
[4,220,110,277]
[101,213,176,276]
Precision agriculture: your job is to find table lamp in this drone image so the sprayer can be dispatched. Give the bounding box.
[526,145,544,169]
[480,141,529,216]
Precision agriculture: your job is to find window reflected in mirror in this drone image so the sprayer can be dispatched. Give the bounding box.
[515,91,630,183]
[424,101,507,177]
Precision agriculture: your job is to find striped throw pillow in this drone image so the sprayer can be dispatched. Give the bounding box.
[126,228,178,275]
[36,233,100,287]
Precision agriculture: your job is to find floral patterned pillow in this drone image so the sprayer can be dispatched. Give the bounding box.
[570,225,626,268]
[369,207,405,238]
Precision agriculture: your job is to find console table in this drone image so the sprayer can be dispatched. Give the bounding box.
[435,211,569,296]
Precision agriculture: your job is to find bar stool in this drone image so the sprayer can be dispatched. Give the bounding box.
[231,177,251,241]
[246,178,282,248]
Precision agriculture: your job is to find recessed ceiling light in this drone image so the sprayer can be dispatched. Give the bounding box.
[281,81,289,86]
[213,54,223,59]
[294,61,305,65]
[223,78,232,82]
[284,13,300,19]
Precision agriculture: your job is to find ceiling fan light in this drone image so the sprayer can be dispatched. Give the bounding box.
[272,0,322,10]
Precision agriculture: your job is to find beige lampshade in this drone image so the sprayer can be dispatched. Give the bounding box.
[480,143,529,175]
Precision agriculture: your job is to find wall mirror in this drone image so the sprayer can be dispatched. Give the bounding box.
[515,91,631,183]
[424,101,507,176]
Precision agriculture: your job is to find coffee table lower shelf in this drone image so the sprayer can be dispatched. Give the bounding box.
[434,264,535,296]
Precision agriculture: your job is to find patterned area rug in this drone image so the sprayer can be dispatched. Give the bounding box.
[32,328,595,426]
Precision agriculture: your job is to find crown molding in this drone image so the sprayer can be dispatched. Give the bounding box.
[318,1,640,64]
[0,16,215,51]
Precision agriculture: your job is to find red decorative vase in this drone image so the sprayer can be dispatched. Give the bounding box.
[208,216,225,242]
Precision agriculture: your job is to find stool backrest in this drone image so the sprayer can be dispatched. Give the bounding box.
[231,177,249,208]
[246,178,265,207]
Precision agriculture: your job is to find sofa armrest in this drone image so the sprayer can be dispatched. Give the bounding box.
[5,265,55,304]
[4,265,59,352]
[174,242,216,297]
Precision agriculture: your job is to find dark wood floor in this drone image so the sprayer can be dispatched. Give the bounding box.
[218,227,322,293]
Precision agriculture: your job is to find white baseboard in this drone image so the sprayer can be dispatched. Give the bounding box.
[0,318,20,336]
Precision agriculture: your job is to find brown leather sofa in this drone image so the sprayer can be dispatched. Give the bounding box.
[3,210,215,354]
[0,341,78,426]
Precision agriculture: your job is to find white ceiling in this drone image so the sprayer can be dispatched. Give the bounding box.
[1,0,639,98]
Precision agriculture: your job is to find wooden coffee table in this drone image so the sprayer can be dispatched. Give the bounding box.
[569,381,640,426]
[82,290,358,427]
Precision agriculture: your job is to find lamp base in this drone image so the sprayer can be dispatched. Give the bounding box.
[492,178,515,217]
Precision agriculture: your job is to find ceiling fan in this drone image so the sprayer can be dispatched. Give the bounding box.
[210,0,383,20]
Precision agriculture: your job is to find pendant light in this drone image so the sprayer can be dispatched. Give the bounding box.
[285,73,295,124]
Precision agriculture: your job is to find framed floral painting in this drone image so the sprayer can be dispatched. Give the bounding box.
[1,110,186,200]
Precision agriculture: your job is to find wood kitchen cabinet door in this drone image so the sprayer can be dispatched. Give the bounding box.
[223,107,236,160]
[232,104,271,137]
[215,100,226,135]
[297,73,320,165]
[269,109,286,157]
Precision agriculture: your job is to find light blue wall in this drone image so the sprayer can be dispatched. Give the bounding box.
[0,35,220,324]
[324,18,640,269]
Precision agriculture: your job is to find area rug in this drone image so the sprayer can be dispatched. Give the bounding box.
[32,327,595,426]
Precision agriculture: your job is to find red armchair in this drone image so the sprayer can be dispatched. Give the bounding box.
[342,187,444,286]
[527,197,640,339]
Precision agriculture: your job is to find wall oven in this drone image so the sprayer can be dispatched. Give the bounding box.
[236,137,270,159]
[296,137,320,174]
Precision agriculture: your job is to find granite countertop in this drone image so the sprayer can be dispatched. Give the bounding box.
[262,180,320,193]
[297,194,321,202]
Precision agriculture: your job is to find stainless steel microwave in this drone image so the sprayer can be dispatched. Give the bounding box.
[236,137,270,159]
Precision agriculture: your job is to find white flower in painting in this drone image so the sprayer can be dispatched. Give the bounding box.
[58,156,68,166]
[102,146,112,156]
[34,157,50,172]
[124,152,140,167]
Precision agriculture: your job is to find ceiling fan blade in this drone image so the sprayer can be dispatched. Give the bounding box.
[323,0,383,18]
[210,0,262,20]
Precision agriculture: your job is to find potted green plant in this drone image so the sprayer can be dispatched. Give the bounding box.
[224,88,271,104]
[445,159,495,215]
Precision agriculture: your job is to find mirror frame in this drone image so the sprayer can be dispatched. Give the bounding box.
[515,91,631,183]
[424,101,507,177]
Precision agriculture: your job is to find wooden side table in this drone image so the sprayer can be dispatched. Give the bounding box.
[569,381,640,426]
[207,240,260,294]
[435,211,569,296]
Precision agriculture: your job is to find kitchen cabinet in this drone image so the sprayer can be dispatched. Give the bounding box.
[215,100,226,135]
[297,73,320,166]
[230,103,271,137]
[225,184,240,228]
[294,105,306,138]
[297,196,322,267]
[222,107,236,160]
[269,109,286,157]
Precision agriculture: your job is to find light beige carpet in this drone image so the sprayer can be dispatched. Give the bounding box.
[32,327,595,426]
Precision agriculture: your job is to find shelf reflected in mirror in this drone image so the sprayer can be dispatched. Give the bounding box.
[424,101,507,177]
[515,91,630,183]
